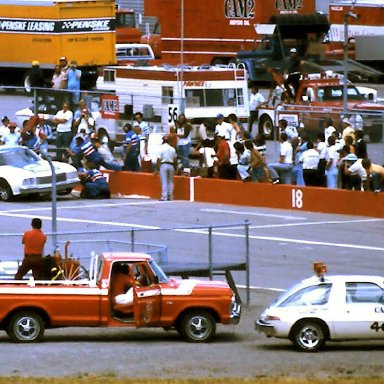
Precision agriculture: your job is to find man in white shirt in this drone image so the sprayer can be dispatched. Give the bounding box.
[156,135,178,201]
[215,114,233,140]
[323,117,336,142]
[267,132,294,184]
[248,85,265,133]
[302,141,320,186]
[53,102,73,161]
[1,122,21,146]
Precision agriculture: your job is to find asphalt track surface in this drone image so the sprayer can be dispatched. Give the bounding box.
[0,196,384,378]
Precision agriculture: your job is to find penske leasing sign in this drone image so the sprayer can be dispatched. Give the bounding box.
[0,18,115,34]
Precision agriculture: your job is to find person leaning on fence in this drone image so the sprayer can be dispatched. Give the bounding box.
[15,218,47,280]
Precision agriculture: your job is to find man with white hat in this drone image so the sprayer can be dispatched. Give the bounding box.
[341,117,355,142]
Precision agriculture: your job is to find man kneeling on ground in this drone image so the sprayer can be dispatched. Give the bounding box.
[79,161,111,199]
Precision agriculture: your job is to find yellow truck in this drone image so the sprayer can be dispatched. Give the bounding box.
[0,0,116,89]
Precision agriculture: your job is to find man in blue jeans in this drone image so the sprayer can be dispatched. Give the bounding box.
[267,132,294,184]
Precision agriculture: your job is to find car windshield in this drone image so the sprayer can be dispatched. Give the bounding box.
[278,283,332,307]
[149,259,169,283]
[0,147,41,168]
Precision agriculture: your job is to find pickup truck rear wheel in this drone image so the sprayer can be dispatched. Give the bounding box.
[7,311,45,343]
[258,115,274,139]
[179,310,216,343]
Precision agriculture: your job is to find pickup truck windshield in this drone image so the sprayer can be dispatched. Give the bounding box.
[149,259,169,283]
[317,85,363,102]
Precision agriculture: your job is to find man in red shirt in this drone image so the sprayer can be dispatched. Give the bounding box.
[15,218,47,280]
[215,135,232,179]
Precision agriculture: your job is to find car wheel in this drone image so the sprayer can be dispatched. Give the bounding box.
[292,321,326,352]
[180,310,216,343]
[0,180,14,202]
[7,311,45,343]
[258,115,274,139]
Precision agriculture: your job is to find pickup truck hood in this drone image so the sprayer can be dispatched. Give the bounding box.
[164,278,232,296]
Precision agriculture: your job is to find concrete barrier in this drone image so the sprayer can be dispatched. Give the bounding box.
[102,171,384,218]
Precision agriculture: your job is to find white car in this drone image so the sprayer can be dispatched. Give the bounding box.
[0,146,79,201]
[255,263,384,352]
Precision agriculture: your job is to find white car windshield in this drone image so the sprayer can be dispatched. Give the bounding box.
[278,283,332,307]
[0,147,41,168]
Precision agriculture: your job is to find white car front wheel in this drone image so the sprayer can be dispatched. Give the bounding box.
[292,321,326,352]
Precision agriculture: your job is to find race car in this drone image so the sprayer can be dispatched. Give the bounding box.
[255,263,384,352]
[0,146,79,201]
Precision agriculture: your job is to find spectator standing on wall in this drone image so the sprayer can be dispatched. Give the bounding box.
[67,60,82,106]
[156,135,178,201]
[248,85,265,133]
[176,113,192,169]
[53,101,73,162]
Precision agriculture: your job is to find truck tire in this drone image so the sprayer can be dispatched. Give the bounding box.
[368,125,383,143]
[179,310,216,343]
[0,180,14,202]
[258,115,274,139]
[291,320,326,352]
[7,311,45,343]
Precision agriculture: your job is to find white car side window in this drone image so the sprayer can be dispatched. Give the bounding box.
[345,282,384,304]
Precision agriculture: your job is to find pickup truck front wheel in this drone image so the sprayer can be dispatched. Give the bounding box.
[7,311,45,343]
[179,310,216,343]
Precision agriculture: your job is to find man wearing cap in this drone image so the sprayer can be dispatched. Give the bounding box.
[53,102,73,161]
[156,135,178,201]
[215,114,232,140]
[27,60,45,89]
[1,122,21,146]
[285,47,303,99]
[342,117,355,142]
[78,161,111,199]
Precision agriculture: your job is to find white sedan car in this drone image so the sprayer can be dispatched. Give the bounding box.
[255,263,384,352]
[0,146,79,201]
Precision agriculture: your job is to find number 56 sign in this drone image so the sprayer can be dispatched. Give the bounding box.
[167,104,179,125]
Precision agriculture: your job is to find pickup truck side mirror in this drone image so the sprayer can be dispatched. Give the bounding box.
[153,275,159,284]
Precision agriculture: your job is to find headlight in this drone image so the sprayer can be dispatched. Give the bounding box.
[22,178,37,186]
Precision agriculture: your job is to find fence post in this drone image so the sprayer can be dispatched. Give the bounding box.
[208,226,213,280]
[130,229,135,252]
[245,220,250,306]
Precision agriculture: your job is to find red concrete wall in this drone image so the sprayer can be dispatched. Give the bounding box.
[103,171,384,218]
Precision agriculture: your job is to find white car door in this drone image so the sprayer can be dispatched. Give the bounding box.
[333,281,384,339]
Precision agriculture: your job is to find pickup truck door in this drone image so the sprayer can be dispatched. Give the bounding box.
[132,263,162,327]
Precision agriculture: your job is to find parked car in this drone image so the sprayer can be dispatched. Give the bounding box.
[255,262,384,352]
[0,146,79,201]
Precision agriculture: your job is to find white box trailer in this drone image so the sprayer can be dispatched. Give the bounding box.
[95,64,250,138]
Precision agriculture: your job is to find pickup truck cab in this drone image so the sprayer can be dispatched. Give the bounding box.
[1,252,241,343]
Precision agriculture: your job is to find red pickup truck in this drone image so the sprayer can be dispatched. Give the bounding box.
[0,252,241,343]
[257,73,384,142]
